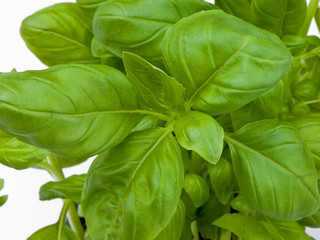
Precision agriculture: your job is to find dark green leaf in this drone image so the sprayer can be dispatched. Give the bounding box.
[208,158,235,204]
[93,0,213,68]
[225,120,320,220]
[161,10,291,115]
[251,0,307,37]
[174,111,224,164]
[299,209,320,228]
[40,174,85,204]
[215,0,252,22]
[0,195,7,207]
[20,3,99,66]
[123,52,185,115]
[27,223,80,240]
[82,128,184,240]
[183,173,210,208]
[0,64,145,159]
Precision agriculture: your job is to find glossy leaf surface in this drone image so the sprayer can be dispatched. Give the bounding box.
[225,120,320,220]
[0,130,48,169]
[251,0,307,37]
[123,52,185,115]
[0,64,143,159]
[93,0,213,68]
[174,111,224,164]
[27,223,80,240]
[161,10,291,115]
[40,174,85,204]
[82,128,184,240]
[20,3,99,66]
[183,173,210,208]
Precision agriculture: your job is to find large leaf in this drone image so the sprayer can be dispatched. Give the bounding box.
[82,128,184,240]
[93,0,214,68]
[161,10,291,115]
[174,111,224,164]
[20,3,99,66]
[123,52,185,115]
[154,201,185,240]
[224,120,320,220]
[40,174,85,204]
[27,223,80,240]
[0,64,146,159]
[251,0,307,37]
[215,0,252,22]
[0,130,48,169]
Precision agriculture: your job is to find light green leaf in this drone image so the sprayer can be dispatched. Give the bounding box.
[77,0,107,9]
[208,158,235,204]
[155,201,185,240]
[0,195,7,207]
[214,214,274,240]
[27,223,80,240]
[40,174,85,204]
[230,194,253,213]
[225,119,320,220]
[0,130,48,170]
[20,3,99,66]
[0,178,3,190]
[215,0,252,22]
[174,111,224,164]
[82,128,184,240]
[251,0,307,37]
[183,173,210,208]
[93,0,213,68]
[123,52,185,115]
[0,64,146,159]
[132,115,165,132]
[161,10,291,115]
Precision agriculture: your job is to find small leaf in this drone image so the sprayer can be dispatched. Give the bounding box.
[123,52,185,115]
[208,158,235,204]
[230,194,253,213]
[27,223,80,240]
[174,111,224,164]
[40,174,85,204]
[82,128,184,240]
[0,178,4,190]
[0,195,8,207]
[183,173,210,208]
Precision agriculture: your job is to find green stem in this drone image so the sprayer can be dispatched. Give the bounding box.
[191,220,200,240]
[299,0,320,36]
[37,156,84,239]
[315,8,320,32]
[305,99,320,105]
[58,200,71,240]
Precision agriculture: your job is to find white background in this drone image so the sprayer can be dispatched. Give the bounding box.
[0,0,320,239]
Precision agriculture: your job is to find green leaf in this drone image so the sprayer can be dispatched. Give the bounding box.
[77,0,107,9]
[299,209,320,228]
[20,3,99,66]
[27,223,80,240]
[40,174,85,204]
[0,195,7,207]
[231,194,253,213]
[82,127,184,240]
[0,130,49,170]
[208,158,235,204]
[225,120,320,220]
[0,178,3,190]
[183,173,210,208]
[123,52,185,115]
[93,0,213,68]
[251,0,307,37]
[155,201,185,240]
[0,64,145,159]
[174,111,224,164]
[161,10,291,115]
[132,115,165,132]
[214,214,274,240]
[215,0,252,22]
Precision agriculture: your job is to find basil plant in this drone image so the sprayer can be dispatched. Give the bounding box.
[1,0,320,239]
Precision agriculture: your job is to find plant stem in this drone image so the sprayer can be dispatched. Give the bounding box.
[305,99,320,105]
[299,0,320,36]
[67,201,84,239]
[315,8,320,32]
[191,220,200,240]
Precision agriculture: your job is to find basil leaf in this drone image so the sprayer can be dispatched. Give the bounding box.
[82,128,184,240]
[123,52,185,115]
[208,158,235,204]
[225,120,320,220]
[132,115,165,132]
[77,0,107,10]
[161,10,291,115]
[27,223,80,240]
[20,3,99,66]
[40,174,85,204]
[214,214,274,240]
[0,64,145,159]
[174,111,224,164]
[215,0,252,22]
[0,130,48,170]
[231,194,253,213]
[251,0,307,37]
[299,209,320,228]
[93,0,213,68]
[155,201,185,240]
[0,178,7,207]
[183,173,210,208]
[0,178,3,190]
